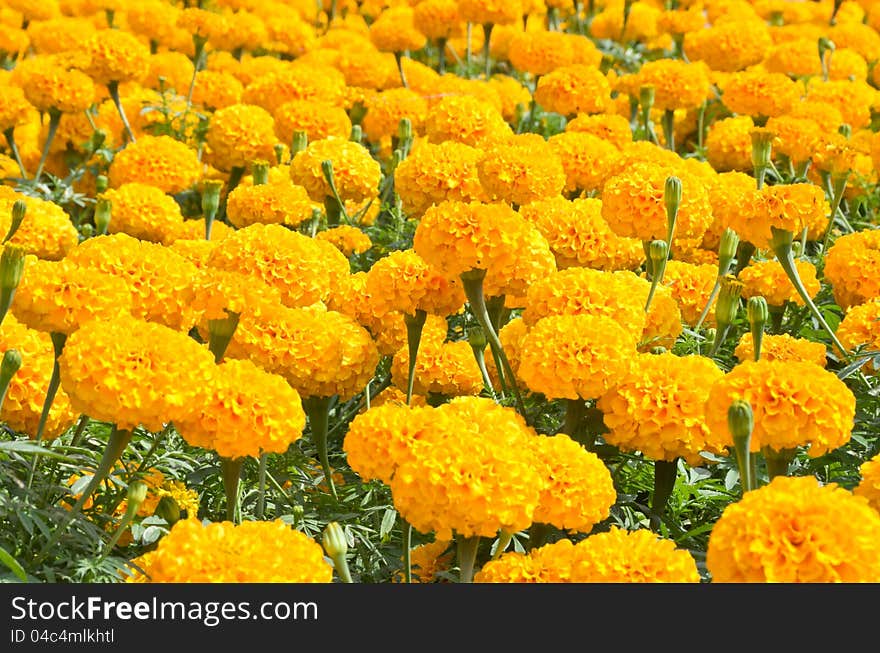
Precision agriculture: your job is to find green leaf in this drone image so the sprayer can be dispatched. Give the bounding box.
[0,545,27,582]
[379,508,397,540]
[0,441,73,460]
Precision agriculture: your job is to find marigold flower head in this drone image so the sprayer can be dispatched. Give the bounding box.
[25,16,96,55]
[205,103,277,172]
[547,132,620,195]
[476,135,565,207]
[519,313,636,400]
[707,475,880,582]
[458,0,523,26]
[0,315,76,439]
[805,77,878,131]
[507,29,575,76]
[406,539,454,583]
[176,358,306,460]
[423,94,511,148]
[598,352,726,465]
[704,359,855,457]
[190,69,244,111]
[361,87,427,145]
[412,0,461,40]
[15,57,95,114]
[289,137,381,204]
[12,256,133,335]
[486,74,531,122]
[531,433,616,532]
[98,182,185,245]
[83,29,150,86]
[704,115,754,172]
[684,20,772,72]
[601,163,713,244]
[763,116,822,169]
[242,64,347,114]
[127,518,333,583]
[59,314,215,432]
[389,396,544,540]
[391,338,484,397]
[590,1,662,43]
[0,190,78,260]
[734,332,827,367]
[733,183,828,250]
[737,257,819,309]
[364,249,465,317]
[225,181,315,229]
[835,299,880,366]
[0,83,32,133]
[206,223,350,309]
[273,99,352,147]
[829,20,880,63]
[64,233,200,332]
[824,229,880,310]
[719,69,802,119]
[660,260,719,327]
[314,225,371,257]
[854,453,880,515]
[634,59,711,111]
[369,6,426,53]
[565,112,632,149]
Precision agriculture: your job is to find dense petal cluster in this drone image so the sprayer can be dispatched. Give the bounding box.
[289,137,381,204]
[108,135,202,194]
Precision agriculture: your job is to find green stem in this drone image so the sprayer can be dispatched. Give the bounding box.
[661,108,675,151]
[3,127,26,178]
[470,344,497,399]
[763,446,796,481]
[107,80,136,144]
[28,332,67,489]
[650,458,678,531]
[768,304,785,334]
[693,278,720,332]
[456,534,481,583]
[256,452,268,520]
[68,414,89,448]
[770,227,849,360]
[33,109,61,181]
[404,310,427,406]
[302,395,338,499]
[733,241,756,275]
[732,439,754,494]
[820,172,850,252]
[402,520,412,584]
[465,23,472,77]
[37,426,133,562]
[394,51,409,88]
[220,456,244,523]
[482,23,493,79]
[437,38,447,75]
[217,166,245,226]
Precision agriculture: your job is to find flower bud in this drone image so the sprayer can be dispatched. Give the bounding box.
[3,200,26,244]
[207,309,241,363]
[747,296,768,362]
[639,84,655,114]
[95,174,109,195]
[727,399,754,492]
[273,143,285,165]
[154,495,180,524]
[291,130,308,156]
[201,179,223,240]
[718,228,739,276]
[397,117,413,157]
[94,197,111,236]
[649,239,668,279]
[466,325,488,350]
[251,159,270,186]
[715,275,743,327]
[322,521,348,559]
[664,176,681,243]
[127,480,149,506]
[0,244,26,294]
[350,124,363,143]
[321,159,336,192]
[0,348,22,412]
[750,127,775,174]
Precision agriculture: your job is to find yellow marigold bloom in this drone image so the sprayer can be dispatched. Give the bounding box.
[98,182,185,245]
[734,332,828,367]
[763,115,822,170]
[738,257,819,308]
[765,40,868,81]
[824,230,880,310]
[0,83,32,133]
[176,7,230,47]
[476,528,700,582]
[394,140,488,217]
[176,358,306,460]
[701,171,753,251]
[719,69,802,119]
[634,59,711,112]
[565,112,632,149]
[145,51,195,95]
[242,66,347,115]
[805,77,878,131]
[169,217,233,244]
[547,131,620,195]
[0,315,76,439]
[733,183,827,250]
[684,19,772,72]
[598,352,726,466]
[25,16,96,55]
[206,223,350,308]
[533,64,611,118]
[12,256,132,335]
[64,233,199,332]
[601,163,713,244]
[707,475,880,582]
[854,453,880,515]
[364,249,465,317]
[531,433,616,532]
[15,57,95,114]
[487,74,531,122]
[423,94,511,148]
[519,313,636,400]
[829,20,880,63]
[187,269,284,332]
[506,29,575,76]
[406,539,454,583]
[167,238,218,269]
[519,196,642,272]
[273,99,352,146]
[0,190,78,260]
[263,12,317,57]
[225,181,315,229]
[107,134,203,197]
[458,0,523,26]
[205,103,277,172]
[59,314,215,432]
[361,88,428,145]
[315,225,372,257]
[190,69,243,111]
[705,115,754,172]
[413,0,461,40]
[127,518,333,583]
[82,29,150,86]
[613,271,683,350]
[289,137,381,204]
[590,1,661,43]
[390,396,544,541]
[836,298,880,365]
[660,260,718,327]
[658,6,706,35]
[212,9,268,53]
[476,135,565,206]
[225,301,379,401]
[391,338,484,397]
[704,359,855,457]
[369,6,426,53]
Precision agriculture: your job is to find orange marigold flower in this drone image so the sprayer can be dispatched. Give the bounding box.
[804,77,878,131]
[98,182,186,245]
[599,352,726,466]
[391,338,484,397]
[836,298,880,365]
[82,29,151,85]
[364,249,465,317]
[15,57,95,114]
[191,69,244,111]
[476,134,565,206]
[824,229,880,310]
[854,453,880,515]
[369,6,426,53]
[634,59,712,111]
[225,181,315,229]
[361,87,428,145]
[734,332,828,367]
[764,115,822,170]
[733,183,828,250]
[533,64,611,118]
[0,189,78,260]
[660,260,719,327]
[718,69,802,119]
[205,103,277,172]
[547,131,620,195]
[683,20,772,72]
[273,99,352,146]
[242,66,347,115]
[705,115,754,172]
[26,16,96,55]
[706,475,880,582]
[423,94,512,148]
[738,257,820,308]
[108,135,202,195]
[146,51,195,95]
[315,225,372,257]
[289,137,381,204]
[565,112,632,149]
[458,0,523,26]
[0,83,32,133]
[590,2,662,43]
[704,359,856,457]
[507,29,575,76]
[413,0,461,41]
[126,519,333,583]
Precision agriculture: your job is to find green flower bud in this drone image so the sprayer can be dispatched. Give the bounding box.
[0,348,22,412]
[291,130,308,156]
[0,244,26,293]
[320,159,336,189]
[95,174,109,195]
[94,197,111,236]
[747,296,768,362]
[154,495,180,524]
[350,124,363,143]
[727,399,754,492]
[466,325,488,350]
[715,275,743,328]
[273,143,285,165]
[639,84,655,113]
[201,180,223,220]
[207,309,241,363]
[127,480,149,506]
[322,521,348,559]
[649,346,667,355]
[3,200,26,244]
[750,127,775,173]
[649,239,668,279]
[718,228,739,276]
[664,176,681,244]
[251,159,270,186]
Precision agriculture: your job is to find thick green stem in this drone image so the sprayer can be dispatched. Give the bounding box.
[763,446,796,481]
[28,332,67,489]
[437,38,447,75]
[650,458,678,531]
[402,520,412,584]
[220,456,244,523]
[770,227,849,360]
[302,395,338,499]
[37,426,133,561]
[394,51,409,88]
[256,452,267,520]
[3,127,26,178]
[693,278,720,332]
[482,23,494,79]
[661,108,675,151]
[68,414,90,448]
[470,344,497,399]
[34,109,61,181]
[217,166,245,226]
[404,309,427,406]
[107,80,136,143]
[456,534,481,583]
[820,172,849,252]
[733,440,754,494]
